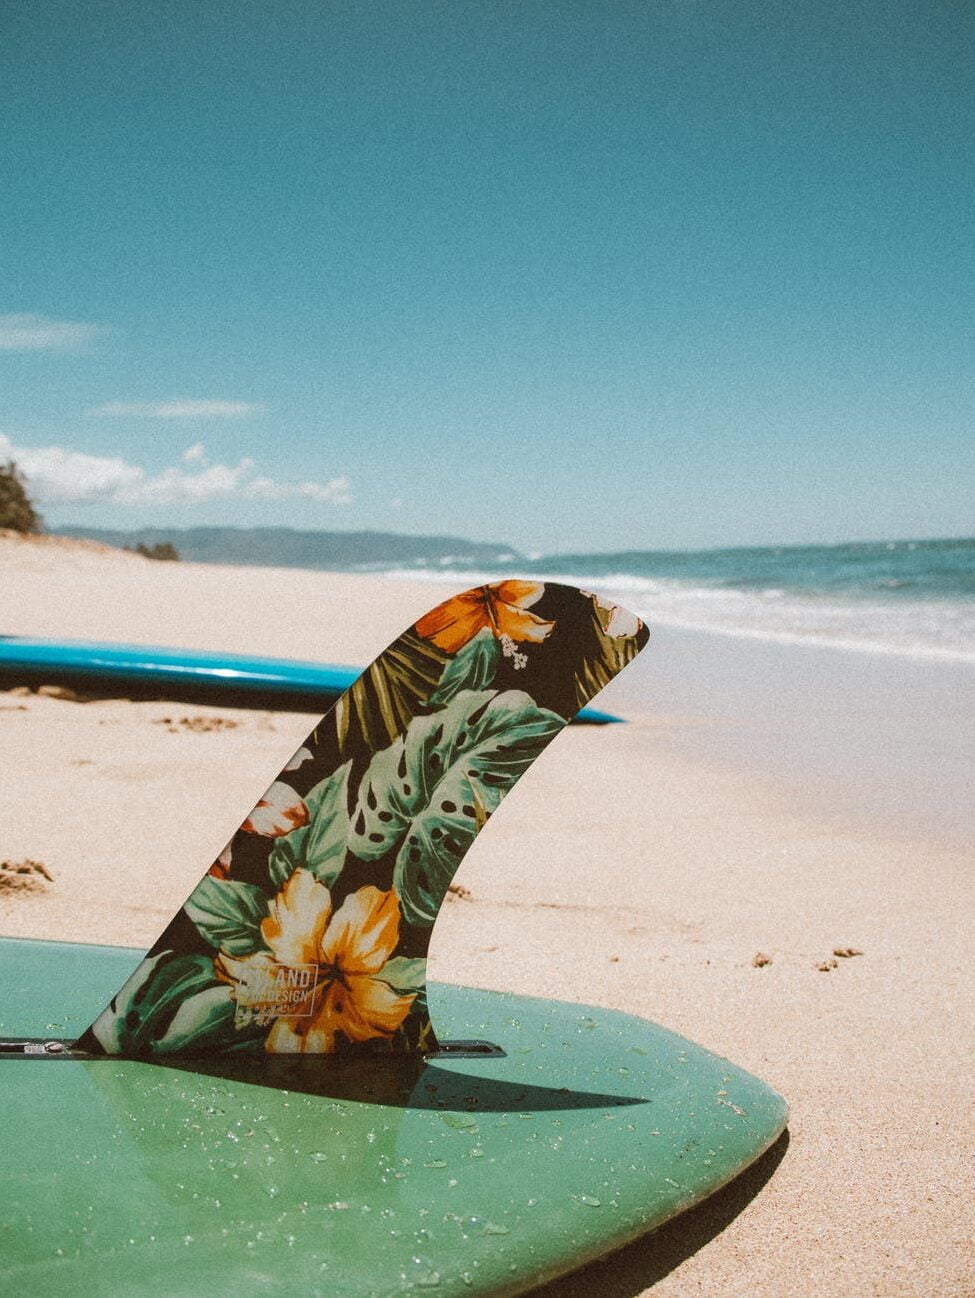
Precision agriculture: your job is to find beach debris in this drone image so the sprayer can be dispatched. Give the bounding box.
[0,858,54,894]
[446,882,472,902]
[751,952,772,968]
[153,714,239,734]
[715,1095,747,1116]
[832,946,863,958]
[8,685,32,697]
[815,959,839,972]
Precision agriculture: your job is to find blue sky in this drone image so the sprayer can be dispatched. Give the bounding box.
[2,0,972,553]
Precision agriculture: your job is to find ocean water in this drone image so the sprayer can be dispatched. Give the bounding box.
[379,537,975,665]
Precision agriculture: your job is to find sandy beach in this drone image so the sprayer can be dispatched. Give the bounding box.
[1,533,972,1297]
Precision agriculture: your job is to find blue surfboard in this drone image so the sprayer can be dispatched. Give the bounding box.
[0,637,621,724]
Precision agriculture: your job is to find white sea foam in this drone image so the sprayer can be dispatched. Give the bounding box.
[381,566,975,665]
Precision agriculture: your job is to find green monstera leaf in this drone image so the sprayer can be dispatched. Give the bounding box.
[428,629,501,707]
[378,955,428,1014]
[332,629,449,757]
[349,689,564,925]
[91,952,249,1055]
[267,761,352,888]
[185,877,270,955]
[153,985,243,1054]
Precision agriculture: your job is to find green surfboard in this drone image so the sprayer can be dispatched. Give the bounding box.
[0,581,787,1294]
[1,937,786,1297]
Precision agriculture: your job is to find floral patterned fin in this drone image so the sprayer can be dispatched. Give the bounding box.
[73,582,649,1060]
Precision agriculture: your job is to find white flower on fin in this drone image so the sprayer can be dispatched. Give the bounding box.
[208,840,234,879]
[604,604,641,638]
[498,633,528,670]
[242,781,309,836]
[582,590,643,638]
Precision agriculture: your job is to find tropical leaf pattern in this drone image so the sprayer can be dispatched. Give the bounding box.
[572,591,646,710]
[184,877,270,954]
[331,629,448,757]
[349,689,564,924]
[77,581,648,1058]
[89,952,246,1056]
[427,628,501,706]
[267,761,351,887]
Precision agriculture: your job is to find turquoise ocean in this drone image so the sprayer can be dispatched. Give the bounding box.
[380,537,975,665]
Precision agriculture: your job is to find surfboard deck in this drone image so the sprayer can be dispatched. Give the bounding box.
[0,637,621,723]
[1,937,786,1298]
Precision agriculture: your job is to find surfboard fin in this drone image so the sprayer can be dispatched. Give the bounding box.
[72,582,649,1059]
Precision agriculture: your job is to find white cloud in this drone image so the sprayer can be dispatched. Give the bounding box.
[0,435,351,509]
[244,474,352,504]
[0,437,144,503]
[299,476,352,504]
[0,312,104,351]
[89,399,264,419]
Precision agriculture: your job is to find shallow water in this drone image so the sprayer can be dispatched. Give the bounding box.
[598,624,975,849]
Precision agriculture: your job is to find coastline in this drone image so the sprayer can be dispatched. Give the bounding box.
[1,535,972,1296]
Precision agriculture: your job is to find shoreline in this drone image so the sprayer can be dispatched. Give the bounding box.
[1,535,973,1296]
[600,622,975,850]
[5,533,969,847]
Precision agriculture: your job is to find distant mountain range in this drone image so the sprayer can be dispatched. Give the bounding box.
[57,526,523,572]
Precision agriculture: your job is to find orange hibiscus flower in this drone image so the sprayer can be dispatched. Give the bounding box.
[215,870,415,1053]
[415,581,555,654]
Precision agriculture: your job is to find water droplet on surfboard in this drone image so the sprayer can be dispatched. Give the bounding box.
[403,1256,441,1287]
[441,1113,478,1131]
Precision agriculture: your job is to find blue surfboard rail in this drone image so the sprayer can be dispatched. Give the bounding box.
[0,637,622,724]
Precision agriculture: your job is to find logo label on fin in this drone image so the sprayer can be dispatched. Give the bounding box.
[232,963,320,1028]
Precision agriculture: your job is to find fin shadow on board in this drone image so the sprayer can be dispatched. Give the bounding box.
[72,581,649,1062]
[138,1052,649,1112]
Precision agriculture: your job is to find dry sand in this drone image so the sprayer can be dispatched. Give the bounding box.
[1,534,972,1296]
